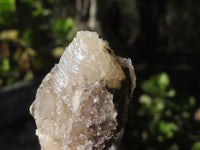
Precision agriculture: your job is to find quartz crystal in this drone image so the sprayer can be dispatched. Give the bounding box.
[30,31,136,150]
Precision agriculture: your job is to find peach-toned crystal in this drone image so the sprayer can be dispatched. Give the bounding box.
[30,31,136,150]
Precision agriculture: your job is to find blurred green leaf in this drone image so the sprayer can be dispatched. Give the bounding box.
[19,29,33,47]
[6,77,16,85]
[156,100,165,111]
[189,96,196,106]
[158,135,164,142]
[182,112,190,118]
[32,8,43,17]
[159,73,170,91]
[0,0,16,25]
[139,94,152,105]
[141,72,175,97]
[52,17,76,44]
[23,71,33,80]
[52,47,65,58]
[159,121,178,138]
[191,142,200,150]
[165,109,172,117]
[168,89,176,97]
[64,18,74,33]
[149,120,178,141]
[168,144,179,150]
[1,58,10,72]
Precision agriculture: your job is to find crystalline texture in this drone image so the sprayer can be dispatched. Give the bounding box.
[30,31,136,150]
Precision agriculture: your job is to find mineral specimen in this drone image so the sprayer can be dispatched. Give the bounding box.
[30,31,136,150]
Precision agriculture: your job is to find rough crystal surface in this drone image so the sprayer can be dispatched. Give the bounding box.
[30,31,136,150]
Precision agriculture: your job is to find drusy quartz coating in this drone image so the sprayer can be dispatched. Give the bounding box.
[30,31,136,150]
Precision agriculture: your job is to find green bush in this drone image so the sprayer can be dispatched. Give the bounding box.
[51,17,76,45]
[0,0,76,86]
[125,73,199,150]
[0,0,16,26]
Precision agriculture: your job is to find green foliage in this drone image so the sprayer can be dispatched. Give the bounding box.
[134,73,199,150]
[141,73,175,97]
[168,144,179,150]
[0,58,16,85]
[0,0,76,86]
[139,73,179,142]
[192,142,200,150]
[150,121,178,140]
[52,17,76,44]
[1,58,10,72]
[20,29,33,47]
[51,47,65,58]
[0,0,16,25]
[189,96,196,106]
[16,0,51,46]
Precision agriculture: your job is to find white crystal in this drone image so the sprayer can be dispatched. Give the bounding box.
[30,31,136,150]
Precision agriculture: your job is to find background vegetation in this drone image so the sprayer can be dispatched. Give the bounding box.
[0,0,200,150]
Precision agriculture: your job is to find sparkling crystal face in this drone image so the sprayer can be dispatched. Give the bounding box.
[30,31,136,150]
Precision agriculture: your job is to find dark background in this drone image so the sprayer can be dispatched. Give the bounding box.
[0,0,200,149]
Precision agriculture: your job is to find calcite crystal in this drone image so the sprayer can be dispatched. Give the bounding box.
[30,31,136,150]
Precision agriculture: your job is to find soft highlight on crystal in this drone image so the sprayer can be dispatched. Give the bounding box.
[30,31,136,150]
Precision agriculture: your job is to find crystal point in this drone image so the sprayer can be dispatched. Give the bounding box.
[30,31,136,150]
